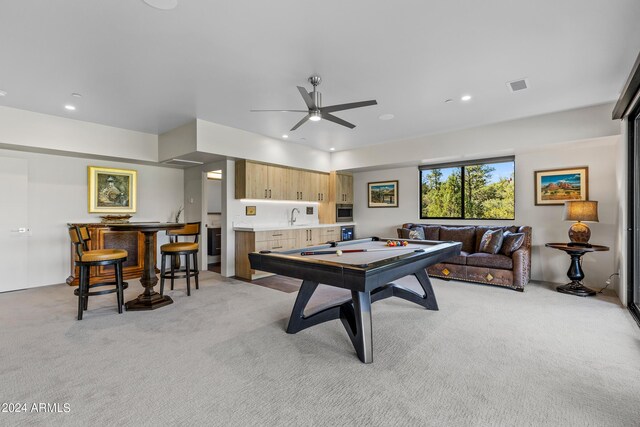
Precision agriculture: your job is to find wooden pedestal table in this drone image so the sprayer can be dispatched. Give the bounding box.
[544,243,610,297]
[108,222,183,310]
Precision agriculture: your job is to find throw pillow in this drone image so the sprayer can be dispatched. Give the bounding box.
[409,227,426,240]
[500,232,525,256]
[479,229,504,254]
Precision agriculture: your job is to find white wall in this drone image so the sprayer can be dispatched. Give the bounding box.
[233,201,319,228]
[206,179,222,213]
[333,103,619,172]
[158,120,197,163]
[196,120,331,172]
[353,136,620,290]
[0,148,183,289]
[0,106,158,162]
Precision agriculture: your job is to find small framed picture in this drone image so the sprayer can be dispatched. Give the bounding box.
[88,166,137,213]
[368,180,399,208]
[245,206,256,216]
[534,167,588,205]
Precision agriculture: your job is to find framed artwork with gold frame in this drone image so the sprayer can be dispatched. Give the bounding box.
[88,166,137,213]
[534,167,588,206]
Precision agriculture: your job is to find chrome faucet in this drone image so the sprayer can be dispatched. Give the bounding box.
[290,208,300,226]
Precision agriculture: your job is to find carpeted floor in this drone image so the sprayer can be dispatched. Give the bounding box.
[1,272,639,426]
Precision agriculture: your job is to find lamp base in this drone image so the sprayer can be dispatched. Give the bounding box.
[568,221,591,245]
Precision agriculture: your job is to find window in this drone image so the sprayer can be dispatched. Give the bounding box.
[420,157,515,220]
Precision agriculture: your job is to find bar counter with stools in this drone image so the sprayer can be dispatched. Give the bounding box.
[160,222,201,296]
[68,225,129,320]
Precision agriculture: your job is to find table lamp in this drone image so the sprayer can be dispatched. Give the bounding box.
[563,201,598,247]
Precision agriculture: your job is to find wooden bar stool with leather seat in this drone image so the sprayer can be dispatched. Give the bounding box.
[160,222,201,296]
[69,225,129,320]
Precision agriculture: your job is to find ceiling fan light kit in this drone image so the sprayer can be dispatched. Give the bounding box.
[251,75,377,131]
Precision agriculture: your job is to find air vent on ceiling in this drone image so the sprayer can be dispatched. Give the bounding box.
[507,78,529,93]
[162,158,204,166]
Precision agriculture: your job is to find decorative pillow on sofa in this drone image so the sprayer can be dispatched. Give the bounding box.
[500,232,525,256]
[409,227,426,240]
[479,229,504,254]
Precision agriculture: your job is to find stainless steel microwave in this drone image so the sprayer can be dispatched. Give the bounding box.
[336,204,353,222]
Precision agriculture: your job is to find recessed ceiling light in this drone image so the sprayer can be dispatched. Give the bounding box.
[444,98,453,103]
[71,92,82,98]
[329,147,335,151]
[461,95,472,102]
[142,0,178,10]
[378,113,395,121]
[282,134,288,139]
[64,105,76,111]
[0,90,6,97]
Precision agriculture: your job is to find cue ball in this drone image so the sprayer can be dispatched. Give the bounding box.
[336,250,343,256]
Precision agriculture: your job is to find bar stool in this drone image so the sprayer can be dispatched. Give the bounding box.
[160,222,201,296]
[68,226,128,320]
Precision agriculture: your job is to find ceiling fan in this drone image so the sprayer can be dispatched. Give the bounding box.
[250,75,377,131]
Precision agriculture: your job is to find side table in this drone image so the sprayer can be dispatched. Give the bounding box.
[544,243,610,297]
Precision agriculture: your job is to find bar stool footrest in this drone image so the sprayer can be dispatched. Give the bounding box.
[74,281,129,297]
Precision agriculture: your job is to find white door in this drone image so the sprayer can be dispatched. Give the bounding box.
[0,157,29,292]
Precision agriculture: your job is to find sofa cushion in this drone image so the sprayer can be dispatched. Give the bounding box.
[501,232,525,256]
[397,228,412,239]
[479,229,504,254]
[474,226,517,252]
[440,226,475,253]
[422,225,440,240]
[467,253,513,270]
[444,251,469,265]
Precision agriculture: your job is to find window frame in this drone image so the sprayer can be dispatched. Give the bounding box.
[419,156,516,221]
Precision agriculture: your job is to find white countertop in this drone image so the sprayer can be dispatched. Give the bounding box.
[234,222,355,232]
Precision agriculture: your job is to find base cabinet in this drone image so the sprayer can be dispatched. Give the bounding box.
[235,226,342,280]
[66,223,156,286]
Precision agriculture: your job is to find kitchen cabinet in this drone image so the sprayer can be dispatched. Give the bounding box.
[235,160,288,200]
[234,225,344,280]
[236,160,328,203]
[336,173,354,203]
[207,227,222,256]
[296,227,322,247]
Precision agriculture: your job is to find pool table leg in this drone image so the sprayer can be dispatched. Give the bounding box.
[413,269,439,311]
[341,291,374,364]
[286,280,319,333]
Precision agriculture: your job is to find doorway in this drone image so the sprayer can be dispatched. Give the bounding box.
[205,169,223,273]
[0,157,29,292]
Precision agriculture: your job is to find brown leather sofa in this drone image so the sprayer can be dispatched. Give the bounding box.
[398,223,532,291]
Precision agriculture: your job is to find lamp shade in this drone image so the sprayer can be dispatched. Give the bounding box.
[563,201,599,222]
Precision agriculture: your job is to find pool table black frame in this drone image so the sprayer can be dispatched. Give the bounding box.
[248,237,462,363]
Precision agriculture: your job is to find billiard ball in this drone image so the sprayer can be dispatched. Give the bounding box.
[336,250,343,256]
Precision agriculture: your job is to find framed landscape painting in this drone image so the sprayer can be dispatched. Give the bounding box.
[534,167,588,205]
[88,166,137,213]
[368,180,399,208]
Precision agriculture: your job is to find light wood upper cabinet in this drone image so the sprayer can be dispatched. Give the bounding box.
[236,160,330,203]
[337,173,353,204]
[267,165,287,200]
[236,160,289,200]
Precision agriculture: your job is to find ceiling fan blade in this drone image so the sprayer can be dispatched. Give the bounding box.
[297,86,316,109]
[321,100,377,114]
[250,109,309,112]
[290,114,311,131]
[322,113,356,129]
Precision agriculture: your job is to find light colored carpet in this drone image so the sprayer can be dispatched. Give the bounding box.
[1,272,639,426]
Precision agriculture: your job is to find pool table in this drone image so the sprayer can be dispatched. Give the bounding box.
[248,237,461,363]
